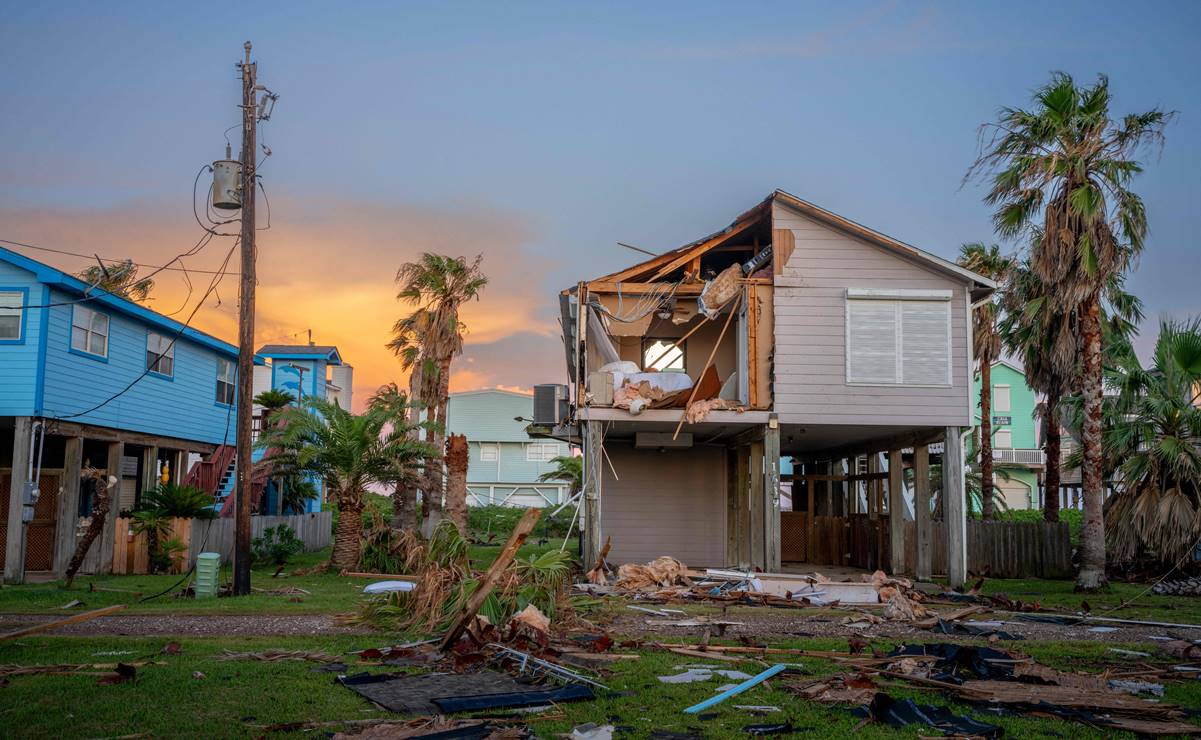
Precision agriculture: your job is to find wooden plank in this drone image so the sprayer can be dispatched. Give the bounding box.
[748,440,765,570]
[772,228,795,278]
[54,437,84,575]
[439,508,541,651]
[0,604,127,642]
[747,283,758,407]
[764,419,781,572]
[887,450,905,575]
[806,474,816,562]
[586,281,705,296]
[914,444,931,580]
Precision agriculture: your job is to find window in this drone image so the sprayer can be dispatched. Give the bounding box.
[846,291,951,386]
[480,443,499,462]
[146,332,175,377]
[994,429,1013,449]
[216,357,236,405]
[0,291,23,341]
[992,384,1011,413]
[642,337,685,372]
[71,306,109,356]
[526,443,559,462]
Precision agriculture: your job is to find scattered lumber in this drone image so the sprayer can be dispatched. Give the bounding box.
[439,508,542,651]
[0,604,126,642]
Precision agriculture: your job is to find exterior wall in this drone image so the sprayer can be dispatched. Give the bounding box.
[771,201,972,426]
[972,362,1038,449]
[997,470,1039,510]
[39,287,237,445]
[0,261,46,416]
[271,358,322,400]
[600,442,727,566]
[466,439,567,485]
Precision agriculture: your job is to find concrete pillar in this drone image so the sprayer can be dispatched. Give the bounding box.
[888,449,905,575]
[763,416,781,572]
[4,417,34,584]
[97,441,124,574]
[914,444,932,581]
[944,427,967,587]
[582,421,603,571]
[54,436,84,575]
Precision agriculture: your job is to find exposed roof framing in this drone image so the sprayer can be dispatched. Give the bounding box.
[580,189,996,297]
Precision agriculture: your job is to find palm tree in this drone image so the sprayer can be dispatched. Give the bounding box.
[368,382,422,529]
[254,388,295,421]
[258,397,432,570]
[537,455,583,499]
[957,243,1015,520]
[1097,318,1201,565]
[970,73,1172,590]
[78,259,153,301]
[389,254,487,536]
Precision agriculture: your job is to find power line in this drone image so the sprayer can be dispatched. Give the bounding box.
[0,236,240,275]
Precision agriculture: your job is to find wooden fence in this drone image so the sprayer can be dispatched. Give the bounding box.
[110,512,332,575]
[781,511,1071,578]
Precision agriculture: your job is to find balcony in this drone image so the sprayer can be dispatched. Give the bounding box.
[991,448,1045,466]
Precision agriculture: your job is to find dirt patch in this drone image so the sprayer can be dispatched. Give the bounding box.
[0,613,371,637]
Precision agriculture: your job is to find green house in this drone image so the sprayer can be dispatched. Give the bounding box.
[971,359,1044,509]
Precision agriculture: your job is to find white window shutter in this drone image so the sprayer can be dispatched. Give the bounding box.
[900,301,950,385]
[847,300,898,383]
[993,384,1011,412]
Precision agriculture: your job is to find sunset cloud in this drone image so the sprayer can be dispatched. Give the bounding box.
[0,193,565,410]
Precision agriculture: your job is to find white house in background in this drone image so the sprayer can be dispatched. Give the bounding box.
[447,389,574,508]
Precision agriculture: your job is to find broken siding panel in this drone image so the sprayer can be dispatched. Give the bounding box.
[600,442,727,566]
[771,201,971,426]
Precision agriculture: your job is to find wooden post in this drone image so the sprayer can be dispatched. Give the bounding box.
[0,604,126,642]
[54,436,84,575]
[97,441,123,575]
[867,454,880,570]
[4,417,33,584]
[764,416,781,572]
[440,508,541,650]
[806,464,818,563]
[735,445,751,569]
[914,444,932,581]
[748,440,765,569]
[888,449,905,575]
[582,421,603,571]
[142,446,159,493]
[944,427,967,587]
[233,41,259,597]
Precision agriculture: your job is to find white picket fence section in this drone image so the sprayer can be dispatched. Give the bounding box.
[184,511,332,567]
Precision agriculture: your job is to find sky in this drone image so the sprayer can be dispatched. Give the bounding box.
[2,2,1198,410]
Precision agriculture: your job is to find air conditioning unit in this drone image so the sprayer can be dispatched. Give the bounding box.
[533,384,569,425]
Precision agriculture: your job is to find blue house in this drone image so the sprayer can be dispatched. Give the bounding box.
[446,389,574,508]
[0,246,248,582]
[250,342,354,514]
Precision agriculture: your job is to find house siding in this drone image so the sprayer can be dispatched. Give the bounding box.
[601,442,727,566]
[0,261,44,416]
[39,287,237,445]
[771,201,972,426]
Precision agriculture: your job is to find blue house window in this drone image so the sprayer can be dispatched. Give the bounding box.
[147,332,175,377]
[0,290,24,341]
[71,305,109,357]
[216,357,236,405]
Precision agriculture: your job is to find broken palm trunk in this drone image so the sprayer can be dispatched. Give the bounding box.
[63,468,117,587]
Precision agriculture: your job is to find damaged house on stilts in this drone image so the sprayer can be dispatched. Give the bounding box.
[552,190,1009,587]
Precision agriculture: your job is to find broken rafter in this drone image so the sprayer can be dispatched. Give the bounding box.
[649,217,759,282]
[586,281,704,295]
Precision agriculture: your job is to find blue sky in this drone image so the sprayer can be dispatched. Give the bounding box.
[2,2,1198,397]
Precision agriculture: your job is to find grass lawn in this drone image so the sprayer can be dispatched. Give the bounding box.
[0,633,1194,738]
[974,576,1201,624]
[0,540,579,616]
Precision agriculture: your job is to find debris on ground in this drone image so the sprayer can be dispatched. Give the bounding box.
[855,693,1002,738]
[614,557,691,591]
[569,723,614,740]
[339,669,533,715]
[683,665,788,714]
[218,649,340,663]
[657,667,752,684]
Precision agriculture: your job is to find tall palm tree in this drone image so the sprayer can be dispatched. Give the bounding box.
[386,309,435,528]
[258,397,432,570]
[78,259,154,301]
[971,73,1171,590]
[1096,318,1201,565]
[368,382,421,529]
[389,254,487,536]
[957,243,1015,520]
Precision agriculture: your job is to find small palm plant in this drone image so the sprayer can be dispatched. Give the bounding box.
[537,455,582,497]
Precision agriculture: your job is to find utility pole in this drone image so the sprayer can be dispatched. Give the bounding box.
[233,41,258,597]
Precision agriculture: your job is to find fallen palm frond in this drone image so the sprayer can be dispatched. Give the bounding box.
[0,661,162,677]
[218,650,339,663]
[345,519,575,635]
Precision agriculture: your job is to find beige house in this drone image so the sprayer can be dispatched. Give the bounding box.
[557,190,994,586]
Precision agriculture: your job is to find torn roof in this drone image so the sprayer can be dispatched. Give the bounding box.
[578,189,997,295]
